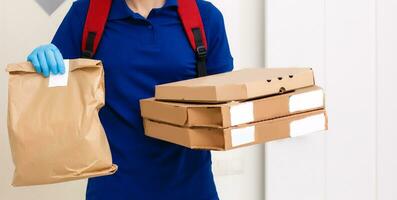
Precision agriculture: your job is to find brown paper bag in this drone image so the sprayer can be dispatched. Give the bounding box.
[6,59,117,186]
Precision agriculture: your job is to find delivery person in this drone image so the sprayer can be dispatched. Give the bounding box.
[27,0,233,199]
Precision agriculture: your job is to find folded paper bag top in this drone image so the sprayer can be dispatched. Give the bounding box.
[155,68,315,103]
[6,59,103,73]
[6,59,117,186]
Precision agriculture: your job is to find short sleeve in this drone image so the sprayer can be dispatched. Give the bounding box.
[199,1,234,75]
[51,0,89,59]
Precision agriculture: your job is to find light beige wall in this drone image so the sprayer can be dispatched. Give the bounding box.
[209,1,264,200]
[0,1,86,199]
[0,1,264,200]
[265,0,397,200]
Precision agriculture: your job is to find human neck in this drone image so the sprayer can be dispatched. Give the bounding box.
[126,0,166,18]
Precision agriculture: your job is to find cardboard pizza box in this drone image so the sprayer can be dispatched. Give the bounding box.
[155,68,315,103]
[143,109,328,150]
[141,86,324,128]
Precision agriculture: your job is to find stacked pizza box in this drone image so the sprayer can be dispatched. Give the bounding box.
[140,68,328,150]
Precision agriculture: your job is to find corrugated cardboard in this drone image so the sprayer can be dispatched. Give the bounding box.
[143,109,328,150]
[155,68,315,103]
[141,86,324,128]
[6,59,117,186]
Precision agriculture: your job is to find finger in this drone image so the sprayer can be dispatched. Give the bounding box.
[45,49,58,75]
[38,50,50,77]
[52,48,65,74]
[27,51,42,73]
[48,43,58,50]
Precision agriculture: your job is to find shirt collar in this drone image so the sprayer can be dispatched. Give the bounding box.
[164,0,178,8]
[108,0,178,21]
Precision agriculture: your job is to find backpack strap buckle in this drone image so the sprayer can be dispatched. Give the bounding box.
[196,45,207,58]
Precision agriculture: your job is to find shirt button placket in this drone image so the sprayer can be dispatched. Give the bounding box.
[146,22,157,47]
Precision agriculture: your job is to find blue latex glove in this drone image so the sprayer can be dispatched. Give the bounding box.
[27,44,65,77]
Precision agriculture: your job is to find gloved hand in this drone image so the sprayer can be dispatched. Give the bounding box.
[27,44,65,77]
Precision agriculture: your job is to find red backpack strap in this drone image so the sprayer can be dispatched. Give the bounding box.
[82,0,113,58]
[177,0,208,77]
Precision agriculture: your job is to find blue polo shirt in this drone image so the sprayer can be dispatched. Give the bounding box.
[52,0,233,199]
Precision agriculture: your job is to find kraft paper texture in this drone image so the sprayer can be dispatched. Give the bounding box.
[6,59,117,186]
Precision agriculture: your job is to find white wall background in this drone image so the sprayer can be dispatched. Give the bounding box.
[264,0,397,200]
[210,1,264,200]
[0,2,87,199]
[0,0,265,200]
